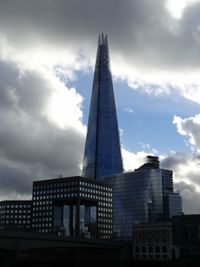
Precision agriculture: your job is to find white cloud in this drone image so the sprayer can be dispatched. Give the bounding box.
[166,0,200,19]
[0,58,85,200]
[173,113,200,152]
[122,148,147,172]
[123,107,134,113]
[162,111,200,213]
[138,142,159,155]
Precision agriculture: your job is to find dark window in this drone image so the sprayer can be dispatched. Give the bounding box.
[142,246,146,253]
[135,246,140,253]
[163,246,167,253]
[149,246,153,253]
[156,246,160,252]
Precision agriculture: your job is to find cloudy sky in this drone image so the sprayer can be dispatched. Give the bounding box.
[0,0,200,213]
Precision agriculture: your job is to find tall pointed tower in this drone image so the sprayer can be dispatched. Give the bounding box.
[82,34,123,179]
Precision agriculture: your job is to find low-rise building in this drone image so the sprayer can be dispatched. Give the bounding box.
[132,223,179,261]
[0,200,32,231]
[172,214,200,256]
[32,176,112,239]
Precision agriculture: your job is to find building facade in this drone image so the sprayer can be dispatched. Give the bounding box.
[132,223,179,260]
[32,176,112,239]
[0,200,32,231]
[103,156,182,239]
[82,33,123,180]
[172,214,200,256]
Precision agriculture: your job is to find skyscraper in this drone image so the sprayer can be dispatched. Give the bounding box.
[102,156,182,239]
[82,34,123,179]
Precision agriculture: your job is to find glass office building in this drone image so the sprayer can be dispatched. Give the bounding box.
[82,33,123,180]
[32,176,112,239]
[103,156,182,239]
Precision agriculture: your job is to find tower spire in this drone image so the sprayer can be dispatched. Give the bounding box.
[82,34,123,179]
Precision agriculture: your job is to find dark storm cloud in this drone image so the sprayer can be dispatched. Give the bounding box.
[0,59,85,198]
[0,159,32,196]
[1,0,200,72]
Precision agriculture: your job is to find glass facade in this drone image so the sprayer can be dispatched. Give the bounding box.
[103,171,157,239]
[32,176,112,239]
[82,33,123,179]
[164,193,182,219]
[102,156,182,240]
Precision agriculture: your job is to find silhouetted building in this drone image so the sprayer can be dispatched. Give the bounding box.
[82,33,123,180]
[32,176,112,239]
[172,214,200,256]
[132,223,179,260]
[0,200,32,231]
[102,156,182,239]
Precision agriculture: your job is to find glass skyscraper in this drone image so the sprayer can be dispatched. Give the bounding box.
[102,156,182,240]
[82,33,123,179]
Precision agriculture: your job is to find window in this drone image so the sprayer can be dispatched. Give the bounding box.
[148,247,153,253]
[142,246,146,253]
[163,246,167,253]
[155,246,160,253]
[135,246,140,253]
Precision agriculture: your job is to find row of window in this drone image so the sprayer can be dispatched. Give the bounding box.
[0,204,31,209]
[32,223,52,228]
[2,215,31,219]
[33,188,111,196]
[0,210,31,215]
[33,201,52,205]
[33,206,52,211]
[135,246,168,253]
[33,193,111,201]
[32,217,52,222]
[134,237,168,244]
[37,229,50,233]
[34,182,112,192]
[34,181,79,189]
[99,230,112,234]
[2,220,30,225]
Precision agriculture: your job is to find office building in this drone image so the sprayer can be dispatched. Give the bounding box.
[32,176,112,239]
[0,200,32,231]
[102,156,182,239]
[172,214,200,256]
[82,33,123,180]
[132,223,179,260]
